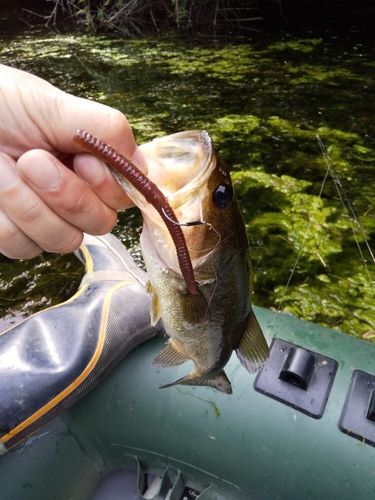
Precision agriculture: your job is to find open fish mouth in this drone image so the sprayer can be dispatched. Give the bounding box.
[139,130,217,222]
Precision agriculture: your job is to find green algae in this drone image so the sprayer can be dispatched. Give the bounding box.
[268,38,323,53]
[0,32,374,338]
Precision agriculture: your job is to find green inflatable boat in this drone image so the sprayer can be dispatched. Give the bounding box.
[1,233,375,499]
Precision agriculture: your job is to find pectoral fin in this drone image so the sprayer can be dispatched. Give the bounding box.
[159,370,232,394]
[235,309,269,374]
[146,280,162,326]
[153,340,188,367]
[180,289,209,324]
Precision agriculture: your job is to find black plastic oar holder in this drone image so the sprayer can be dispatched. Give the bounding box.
[339,370,375,447]
[254,338,338,419]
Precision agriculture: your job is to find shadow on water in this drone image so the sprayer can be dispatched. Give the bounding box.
[0,3,375,337]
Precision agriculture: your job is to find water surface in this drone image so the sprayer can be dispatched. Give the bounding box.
[0,29,374,337]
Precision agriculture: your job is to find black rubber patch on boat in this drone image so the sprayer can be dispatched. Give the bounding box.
[339,370,375,447]
[254,338,338,419]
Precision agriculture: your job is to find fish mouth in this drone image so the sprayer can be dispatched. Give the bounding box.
[139,130,215,219]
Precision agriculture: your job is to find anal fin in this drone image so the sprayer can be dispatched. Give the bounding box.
[235,309,269,374]
[153,340,188,367]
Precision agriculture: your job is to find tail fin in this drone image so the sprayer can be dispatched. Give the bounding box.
[159,370,232,394]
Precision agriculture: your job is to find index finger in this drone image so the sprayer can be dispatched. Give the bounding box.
[47,95,148,172]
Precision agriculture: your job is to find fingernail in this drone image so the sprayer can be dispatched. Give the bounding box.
[0,153,18,191]
[21,154,61,190]
[131,147,148,175]
[74,154,107,185]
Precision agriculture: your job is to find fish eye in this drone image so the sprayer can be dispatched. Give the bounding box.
[212,183,233,209]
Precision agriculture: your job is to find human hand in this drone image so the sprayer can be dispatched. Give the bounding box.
[0,64,148,259]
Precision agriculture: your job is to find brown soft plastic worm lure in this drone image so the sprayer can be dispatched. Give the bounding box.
[73,129,197,295]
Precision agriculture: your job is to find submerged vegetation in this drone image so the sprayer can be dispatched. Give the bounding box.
[0,29,374,338]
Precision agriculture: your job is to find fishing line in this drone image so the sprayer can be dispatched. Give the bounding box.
[271,148,330,326]
[316,135,375,276]
[272,135,375,331]
[161,205,222,323]
[202,222,222,311]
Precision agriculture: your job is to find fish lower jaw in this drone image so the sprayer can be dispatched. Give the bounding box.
[195,277,216,286]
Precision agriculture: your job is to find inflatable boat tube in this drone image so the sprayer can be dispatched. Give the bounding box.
[1,234,375,499]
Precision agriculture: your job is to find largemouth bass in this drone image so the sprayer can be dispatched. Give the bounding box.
[137,130,269,394]
[75,129,269,394]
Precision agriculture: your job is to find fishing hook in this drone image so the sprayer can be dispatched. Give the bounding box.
[161,207,207,227]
